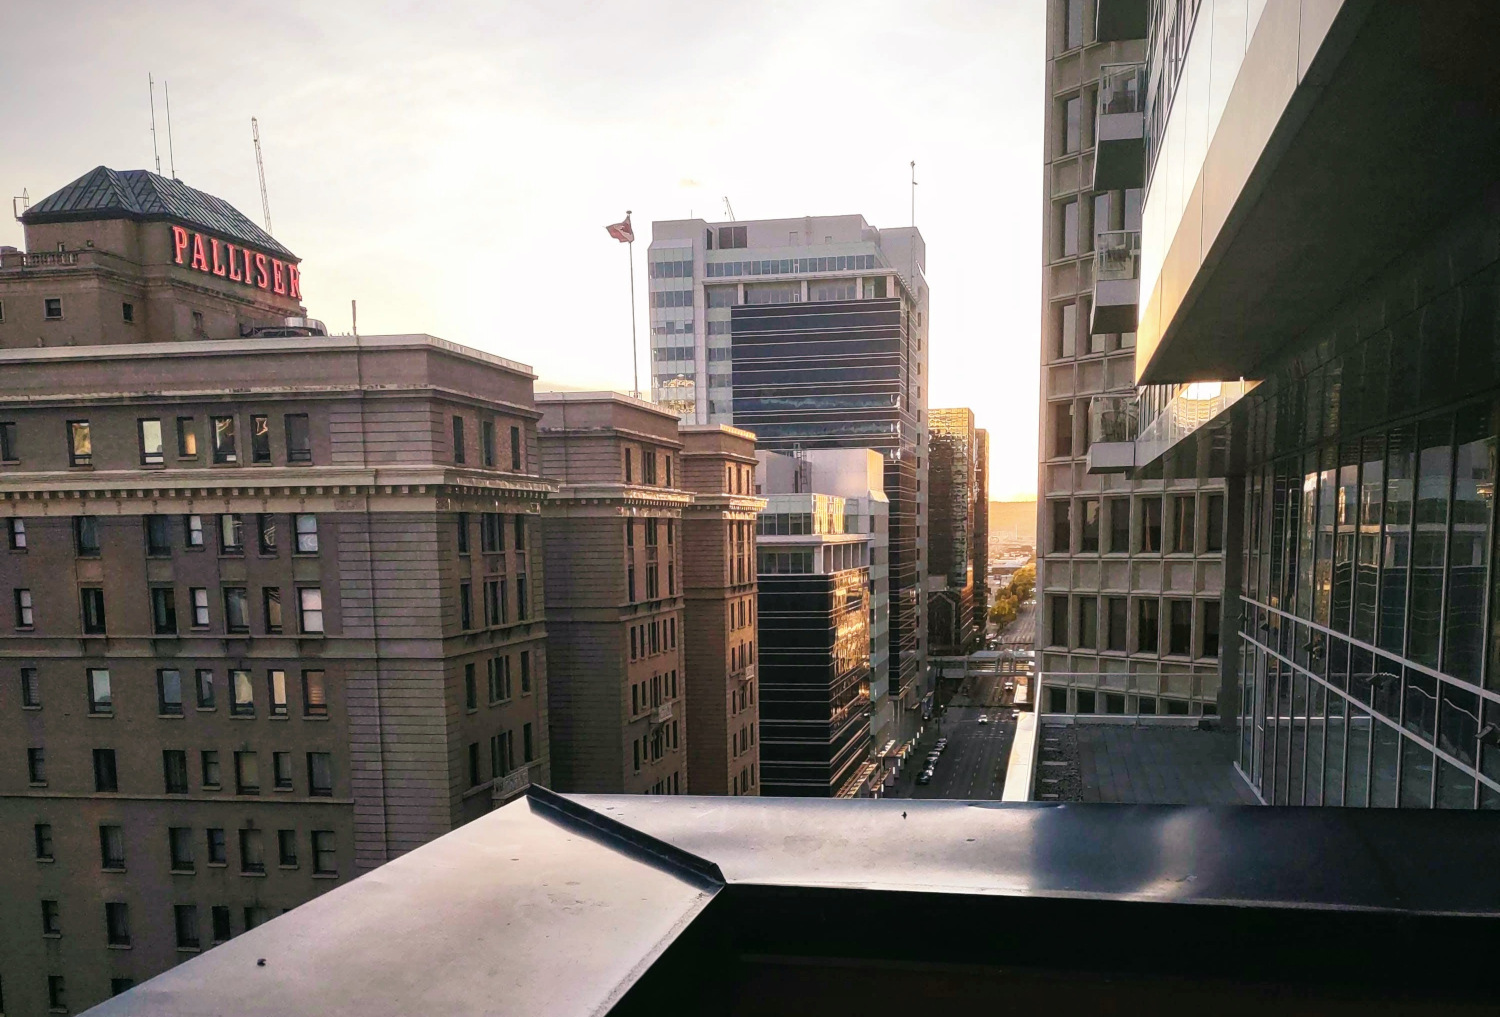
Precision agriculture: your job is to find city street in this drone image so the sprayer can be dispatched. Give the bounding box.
[900,651,1027,800]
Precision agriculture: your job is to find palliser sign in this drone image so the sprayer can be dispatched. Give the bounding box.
[171,225,302,299]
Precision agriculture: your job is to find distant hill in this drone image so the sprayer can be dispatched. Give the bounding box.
[988,500,1036,544]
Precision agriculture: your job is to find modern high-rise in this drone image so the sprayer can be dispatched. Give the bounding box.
[649,216,929,746]
[1089,0,1500,807]
[0,166,553,1016]
[535,392,688,795]
[755,491,872,796]
[677,424,764,795]
[972,427,991,634]
[1036,0,1226,718]
[928,408,978,655]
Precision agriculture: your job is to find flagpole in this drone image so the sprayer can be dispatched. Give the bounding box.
[627,218,639,398]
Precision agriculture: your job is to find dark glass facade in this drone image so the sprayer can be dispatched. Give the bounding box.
[1230,193,1500,809]
[731,298,922,696]
[756,569,872,796]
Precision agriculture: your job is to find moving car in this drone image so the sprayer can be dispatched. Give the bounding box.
[977,715,989,725]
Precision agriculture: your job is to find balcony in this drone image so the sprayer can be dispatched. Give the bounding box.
[651,701,673,725]
[1094,0,1147,42]
[1091,63,1144,192]
[1089,229,1139,334]
[1084,394,1137,474]
[492,763,533,804]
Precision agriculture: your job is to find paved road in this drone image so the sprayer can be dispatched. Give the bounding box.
[907,705,1018,799]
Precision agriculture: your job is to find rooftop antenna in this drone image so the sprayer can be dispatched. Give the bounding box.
[12,188,29,222]
[910,160,917,227]
[251,117,273,235]
[148,75,162,175]
[722,196,735,221]
[164,80,177,180]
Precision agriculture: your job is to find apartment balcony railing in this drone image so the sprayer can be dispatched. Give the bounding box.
[1085,393,1139,475]
[1134,379,1259,470]
[1092,62,1146,191]
[1090,229,1140,334]
[492,763,533,804]
[651,702,673,725]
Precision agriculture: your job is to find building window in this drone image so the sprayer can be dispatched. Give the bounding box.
[1168,599,1192,655]
[452,415,466,464]
[482,420,496,467]
[459,583,473,629]
[163,749,189,794]
[157,668,183,714]
[68,420,92,467]
[81,587,107,634]
[48,975,67,1013]
[278,829,298,866]
[510,425,523,471]
[196,669,215,708]
[1205,492,1224,552]
[1108,498,1130,552]
[99,828,129,874]
[235,751,260,795]
[145,514,172,555]
[624,447,633,483]
[177,417,197,458]
[263,587,283,633]
[169,827,195,871]
[104,901,131,947]
[303,669,328,716]
[1140,497,1162,553]
[1057,302,1077,359]
[21,666,40,707]
[88,668,112,713]
[273,751,293,790]
[1172,495,1196,553]
[151,587,177,634]
[174,904,200,950]
[93,748,118,791]
[0,420,16,462]
[45,297,63,320]
[35,822,54,860]
[1080,499,1100,553]
[1137,598,1159,653]
[1052,401,1073,457]
[307,752,333,796]
[1201,601,1221,658]
[516,573,528,620]
[1063,0,1083,49]
[211,906,232,943]
[185,514,204,547]
[1059,200,1078,259]
[514,514,527,550]
[15,587,34,628]
[1106,597,1127,651]
[250,415,271,463]
[285,413,312,462]
[224,587,250,632]
[239,828,265,873]
[312,830,337,875]
[74,515,100,555]
[1062,94,1081,154]
[257,514,277,555]
[138,418,165,465]
[1077,596,1097,649]
[201,751,221,788]
[465,663,478,711]
[1049,595,1068,647]
[206,827,227,865]
[190,588,210,628]
[28,746,46,784]
[244,906,269,931]
[468,742,480,787]
[520,650,531,694]
[295,513,319,553]
[269,669,289,716]
[7,516,25,549]
[294,587,325,634]
[1050,500,1071,554]
[42,898,61,935]
[220,513,244,553]
[192,309,205,334]
[230,668,254,714]
[211,415,237,463]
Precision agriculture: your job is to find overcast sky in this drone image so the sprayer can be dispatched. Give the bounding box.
[0,1,1044,500]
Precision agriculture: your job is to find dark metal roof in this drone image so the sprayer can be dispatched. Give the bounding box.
[22,165,295,259]
[84,790,1500,1017]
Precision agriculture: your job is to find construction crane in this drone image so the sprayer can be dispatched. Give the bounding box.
[251,117,273,235]
[722,196,735,221]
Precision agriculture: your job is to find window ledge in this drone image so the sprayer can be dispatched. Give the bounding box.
[279,863,299,871]
[43,932,61,940]
[22,704,40,711]
[274,786,294,794]
[196,706,216,713]
[108,943,133,951]
[312,872,339,880]
[302,715,330,722]
[170,868,195,876]
[87,712,113,719]
[36,856,55,864]
[158,713,185,720]
[177,945,202,954]
[240,870,268,878]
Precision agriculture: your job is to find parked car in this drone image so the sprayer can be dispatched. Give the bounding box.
[916,770,933,785]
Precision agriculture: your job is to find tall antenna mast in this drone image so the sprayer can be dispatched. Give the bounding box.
[148,75,162,175]
[251,117,273,235]
[164,81,177,179]
[910,160,917,227]
[722,196,736,221]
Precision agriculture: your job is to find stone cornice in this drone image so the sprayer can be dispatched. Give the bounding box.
[547,483,693,509]
[682,494,766,514]
[0,465,557,502]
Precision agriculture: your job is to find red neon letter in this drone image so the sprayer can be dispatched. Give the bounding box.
[190,233,210,272]
[272,258,287,295]
[254,252,270,289]
[244,247,255,282]
[226,244,242,282]
[210,238,228,277]
[288,263,302,299]
[171,225,189,265]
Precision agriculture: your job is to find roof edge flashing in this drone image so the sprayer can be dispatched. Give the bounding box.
[529,786,727,889]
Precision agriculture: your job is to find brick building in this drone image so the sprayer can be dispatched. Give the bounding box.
[536,392,689,794]
[0,166,552,1016]
[677,424,764,795]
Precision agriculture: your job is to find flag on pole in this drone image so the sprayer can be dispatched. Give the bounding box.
[605,214,634,243]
